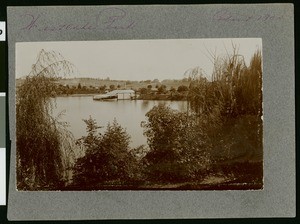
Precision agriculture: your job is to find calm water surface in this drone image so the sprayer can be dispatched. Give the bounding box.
[52,96,187,148]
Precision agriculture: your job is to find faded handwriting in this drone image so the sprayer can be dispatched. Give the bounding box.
[95,7,135,30]
[213,10,284,22]
[20,8,283,33]
[20,7,135,32]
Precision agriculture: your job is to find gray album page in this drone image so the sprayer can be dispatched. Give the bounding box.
[7,4,294,220]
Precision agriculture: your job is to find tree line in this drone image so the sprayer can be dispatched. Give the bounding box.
[53,82,189,96]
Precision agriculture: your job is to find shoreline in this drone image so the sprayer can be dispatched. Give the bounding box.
[55,93,188,101]
[56,93,96,97]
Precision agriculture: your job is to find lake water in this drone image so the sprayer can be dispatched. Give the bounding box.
[52,96,188,148]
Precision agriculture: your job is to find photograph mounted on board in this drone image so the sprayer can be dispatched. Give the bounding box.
[15,38,263,191]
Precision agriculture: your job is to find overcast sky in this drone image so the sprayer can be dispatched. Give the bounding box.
[16,38,262,81]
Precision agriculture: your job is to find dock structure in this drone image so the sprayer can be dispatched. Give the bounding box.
[93,89,135,101]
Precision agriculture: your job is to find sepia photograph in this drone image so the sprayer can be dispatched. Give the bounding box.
[15,38,263,191]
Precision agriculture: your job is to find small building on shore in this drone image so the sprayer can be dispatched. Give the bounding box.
[93,89,135,101]
[108,89,135,100]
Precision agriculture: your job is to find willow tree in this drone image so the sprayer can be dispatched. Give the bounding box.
[16,49,77,190]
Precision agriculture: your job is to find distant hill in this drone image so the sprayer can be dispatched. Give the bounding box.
[16,77,191,90]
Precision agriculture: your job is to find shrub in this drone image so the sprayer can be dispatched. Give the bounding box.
[177,85,188,92]
[141,104,211,182]
[72,117,140,188]
[141,48,263,185]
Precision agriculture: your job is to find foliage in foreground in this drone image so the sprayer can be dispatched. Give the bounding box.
[141,49,263,185]
[186,49,263,162]
[72,117,140,188]
[16,50,77,190]
[141,104,210,182]
[16,47,263,190]
[70,48,262,189]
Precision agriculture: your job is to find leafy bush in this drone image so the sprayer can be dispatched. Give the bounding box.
[141,49,263,185]
[141,104,211,182]
[72,117,140,189]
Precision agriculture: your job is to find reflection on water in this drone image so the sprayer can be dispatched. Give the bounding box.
[141,100,149,111]
[52,97,187,148]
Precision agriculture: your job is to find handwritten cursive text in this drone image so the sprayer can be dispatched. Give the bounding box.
[20,7,135,32]
[213,10,284,22]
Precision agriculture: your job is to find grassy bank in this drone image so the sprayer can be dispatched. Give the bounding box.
[62,161,262,191]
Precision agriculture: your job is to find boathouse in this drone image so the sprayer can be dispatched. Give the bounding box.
[107,89,135,100]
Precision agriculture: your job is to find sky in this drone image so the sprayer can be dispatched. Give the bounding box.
[16,38,262,81]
